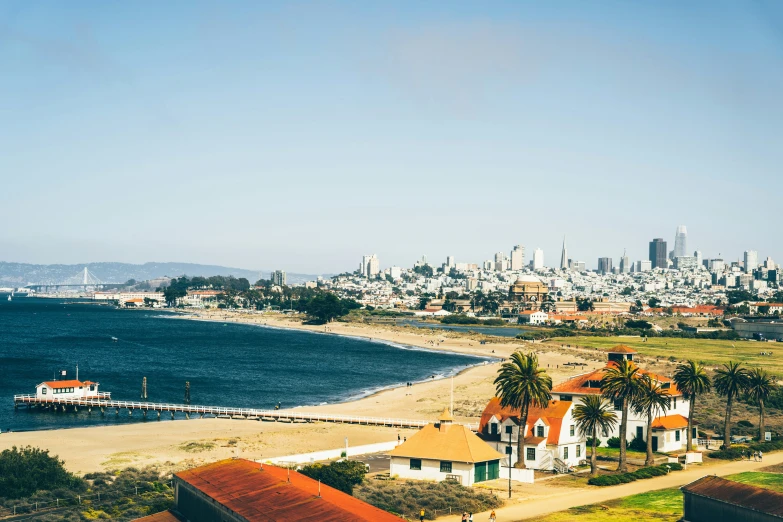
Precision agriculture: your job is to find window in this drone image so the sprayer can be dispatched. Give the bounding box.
[505,446,512,454]
[526,448,535,461]
[505,425,513,435]
[576,444,581,458]
[563,446,569,459]
[602,427,609,437]
[676,430,681,442]
[410,459,421,470]
[560,395,573,402]
[536,425,544,438]
[673,397,677,409]
[570,425,575,437]
[613,399,623,411]
[490,423,498,435]
[440,461,452,473]
[42,388,47,395]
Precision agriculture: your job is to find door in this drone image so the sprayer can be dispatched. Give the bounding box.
[487,460,500,480]
[636,426,644,441]
[474,462,487,483]
[652,436,658,452]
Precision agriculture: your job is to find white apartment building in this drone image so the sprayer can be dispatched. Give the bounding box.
[510,245,525,271]
[744,250,758,274]
[532,248,544,270]
[360,254,380,278]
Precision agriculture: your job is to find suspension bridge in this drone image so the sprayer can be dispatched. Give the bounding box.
[11,395,469,429]
[25,267,124,291]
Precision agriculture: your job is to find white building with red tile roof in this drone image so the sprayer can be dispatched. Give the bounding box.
[550,345,696,451]
[35,379,105,400]
[478,398,585,471]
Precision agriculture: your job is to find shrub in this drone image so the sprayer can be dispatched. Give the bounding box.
[628,436,647,452]
[299,460,366,495]
[0,446,85,499]
[663,462,683,471]
[607,437,622,449]
[586,437,601,448]
[708,447,747,460]
[588,463,683,487]
[737,420,754,428]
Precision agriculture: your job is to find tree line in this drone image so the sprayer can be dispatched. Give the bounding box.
[493,351,778,477]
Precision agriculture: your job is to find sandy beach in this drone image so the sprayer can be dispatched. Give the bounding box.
[0,311,608,474]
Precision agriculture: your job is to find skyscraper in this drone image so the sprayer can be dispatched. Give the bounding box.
[510,245,525,271]
[560,237,568,270]
[649,238,667,269]
[744,250,758,274]
[619,249,630,274]
[271,270,286,286]
[532,248,544,270]
[598,257,613,274]
[360,254,380,278]
[494,252,507,272]
[674,225,688,258]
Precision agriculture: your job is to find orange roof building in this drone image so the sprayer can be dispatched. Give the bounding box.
[388,409,505,486]
[136,459,400,522]
[547,345,696,452]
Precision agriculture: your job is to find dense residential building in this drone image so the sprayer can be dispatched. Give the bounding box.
[649,238,668,269]
[270,270,286,286]
[494,251,507,272]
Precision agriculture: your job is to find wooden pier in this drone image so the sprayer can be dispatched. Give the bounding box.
[12,395,478,430]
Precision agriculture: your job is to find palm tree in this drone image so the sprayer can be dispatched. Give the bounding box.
[713,361,751,448]
[673,360,712,452]
[632,375,671,466]
[745,368,776,442]
[601,359,641,472]
[494,352,552,468]
[573,395,618,476]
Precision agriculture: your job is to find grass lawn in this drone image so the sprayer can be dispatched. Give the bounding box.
[551,336,783,373]
[535,471,783,522]
[594,447,650,460]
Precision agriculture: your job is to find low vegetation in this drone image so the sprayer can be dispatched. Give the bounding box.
[299,460,367,495]
[0,448,172,521]
[587,463,683,487]
[708,437,783,460]
[440,315,506,326]
[355,480,503,520]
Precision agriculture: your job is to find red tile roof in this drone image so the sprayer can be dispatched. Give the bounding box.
[478,398,572,445]
[682,475,783,516]
[607,345,637,354]
[552,363,681,397]
[41,380,85,389]
[174,459,399,521]
[651,414,689,430]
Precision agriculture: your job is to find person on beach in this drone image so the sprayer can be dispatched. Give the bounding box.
[461,513,467,522]
[419,509,425,522]
[468,513,474,522]
[489,510,497,521]
[759,450,763,461]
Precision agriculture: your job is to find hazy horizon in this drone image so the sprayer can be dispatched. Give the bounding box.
[2,2,781,273]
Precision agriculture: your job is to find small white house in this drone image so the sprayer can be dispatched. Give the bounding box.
[518,310,548,325]
[650,414,696,453]
[35,380,104,400]
[389,409,504,486]
[478,398,585,471]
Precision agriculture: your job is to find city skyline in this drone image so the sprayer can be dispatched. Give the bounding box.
[2,2,782,272]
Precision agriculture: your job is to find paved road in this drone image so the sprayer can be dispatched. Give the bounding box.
[438,451,783,521]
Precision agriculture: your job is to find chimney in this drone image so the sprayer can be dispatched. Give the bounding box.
[438,407,454,433]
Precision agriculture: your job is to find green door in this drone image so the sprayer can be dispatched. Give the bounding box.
[487,460,500,480]
[474,462,487,483]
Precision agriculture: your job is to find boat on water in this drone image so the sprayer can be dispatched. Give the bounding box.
[6,295,10,301]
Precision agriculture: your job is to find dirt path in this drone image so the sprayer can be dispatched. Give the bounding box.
[439,451,783,521]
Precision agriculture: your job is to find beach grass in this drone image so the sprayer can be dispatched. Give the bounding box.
[551,336,783,373]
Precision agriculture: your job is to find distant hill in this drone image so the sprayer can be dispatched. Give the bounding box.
[0,262,327,287]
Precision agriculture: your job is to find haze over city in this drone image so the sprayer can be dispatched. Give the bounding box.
[2,1,782,273]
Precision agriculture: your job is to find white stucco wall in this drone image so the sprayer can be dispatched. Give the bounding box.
[390,457,475,485]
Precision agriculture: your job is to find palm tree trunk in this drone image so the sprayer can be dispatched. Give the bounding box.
[618,398,628,472]
[759,399,765,443]
[590,427,598,477]
[517,405,529,469]
[723,395,733,448]
[645,410,654,466]
[686,395,695,452]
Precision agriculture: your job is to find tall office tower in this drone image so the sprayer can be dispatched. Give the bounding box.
[744,250,758,274]
[649,238,667,269]
[694,250,703,267]
[494,252,506,272]
[619,249,630,273]
[765,257,776,269]
[709,259,725,273]
[510,245,525,271]
[446,255,455,268]
[483,260,493,271]
[674,225,688,258]
[532,248,544,270]
[271,270,286,286]
[597,257,613,274]
[560,237,568,270]
[360,254,380,278]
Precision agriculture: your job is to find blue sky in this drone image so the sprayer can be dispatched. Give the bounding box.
[1,1,781,273]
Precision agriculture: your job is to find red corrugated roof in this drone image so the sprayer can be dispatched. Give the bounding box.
[682,475,783,516]
[174,459,399,521]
